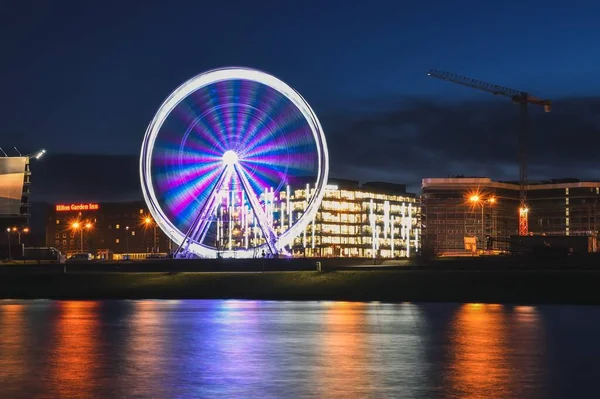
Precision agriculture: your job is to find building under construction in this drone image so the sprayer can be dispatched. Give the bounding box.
[422,177,600,255]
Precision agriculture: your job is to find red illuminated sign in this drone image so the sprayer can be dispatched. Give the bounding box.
[56,203,100,212]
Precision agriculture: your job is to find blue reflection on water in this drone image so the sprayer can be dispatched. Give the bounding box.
[1,300,599,398]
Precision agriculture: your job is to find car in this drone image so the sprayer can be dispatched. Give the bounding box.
[68,252,94,261]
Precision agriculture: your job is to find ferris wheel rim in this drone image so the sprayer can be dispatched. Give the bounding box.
[140,66,329,257]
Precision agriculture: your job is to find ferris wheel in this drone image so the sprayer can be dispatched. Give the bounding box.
[140,67,329,258]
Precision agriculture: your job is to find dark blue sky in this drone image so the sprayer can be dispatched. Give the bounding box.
[2,0,600,199]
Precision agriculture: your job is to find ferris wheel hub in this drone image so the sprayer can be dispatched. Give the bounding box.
[222,150,239,166]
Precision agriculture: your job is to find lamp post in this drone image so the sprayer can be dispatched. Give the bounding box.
[12,227,20,244]
[11,226,28,245]
[71,222,83,252]
[6,228,11,261]
[84,222,92,252]
[125,226,130,259]
[144,217,158,253]
[469,195,497,253]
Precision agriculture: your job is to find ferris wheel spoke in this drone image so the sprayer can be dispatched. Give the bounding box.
[234,163,278,255]
[175,165,233,256]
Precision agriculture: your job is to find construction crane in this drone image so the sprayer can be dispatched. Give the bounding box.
[427,69,552,236]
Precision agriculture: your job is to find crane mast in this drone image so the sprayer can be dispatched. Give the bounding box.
[427,69,552,236]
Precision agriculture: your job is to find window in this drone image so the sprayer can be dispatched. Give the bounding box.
[55,233,59,238]
[56,219,60,224]
[131,231,136,236]
[62,233,67,238]
[116,238,120,244]
[55,240,59,245]
[116,224,120,229]
[140,209,144,214]
[62,240,66,245]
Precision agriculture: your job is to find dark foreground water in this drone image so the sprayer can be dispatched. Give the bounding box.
[1,300,599,398]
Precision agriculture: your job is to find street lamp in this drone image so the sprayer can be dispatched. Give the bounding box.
[469,195,497,252]
[144,216,157,253]
[6,228,11,261]
[71,222,84,253]
[125,226,130,259]
[84,222,93,252]
[11,226,29,245]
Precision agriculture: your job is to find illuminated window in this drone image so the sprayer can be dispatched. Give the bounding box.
[116,238,120,244]
[116,224,120,229]
[56,219,60,224]
[131,231,135,236]
[139,209,144,214]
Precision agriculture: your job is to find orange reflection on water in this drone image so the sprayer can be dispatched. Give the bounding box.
[48,301,101,399]
[447,303,542,399]
[448,304,510,398]
[0,303,27,390]
[316,302,371,398]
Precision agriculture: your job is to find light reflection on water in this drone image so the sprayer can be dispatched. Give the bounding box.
[1,300,599,398]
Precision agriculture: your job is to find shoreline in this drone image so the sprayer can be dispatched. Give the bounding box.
[1,269,600,305]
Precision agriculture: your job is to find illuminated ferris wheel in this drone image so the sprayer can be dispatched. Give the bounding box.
[140,67,329,258]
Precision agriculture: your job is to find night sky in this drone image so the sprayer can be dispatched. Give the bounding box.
[2,0,600,202]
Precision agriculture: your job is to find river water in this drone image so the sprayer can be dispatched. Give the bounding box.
[1,300,599,398]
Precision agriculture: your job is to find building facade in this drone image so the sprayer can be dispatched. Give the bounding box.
[45,179,421,259]
[1,156,32,245]
[422,177,600,255]
[286,179,420,258]
[46,201,172,259]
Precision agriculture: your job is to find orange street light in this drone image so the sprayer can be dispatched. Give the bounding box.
[469,195,480,203]
[144,216,158,253]
[70,222,85,252]
[85,222,92,229]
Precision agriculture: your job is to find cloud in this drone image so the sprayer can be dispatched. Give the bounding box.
[320,96,600,192]
[30,96,600,202]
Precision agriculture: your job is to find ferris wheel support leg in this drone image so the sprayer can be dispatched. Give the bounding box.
[175,166,232,258]
[234,164,279,255]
